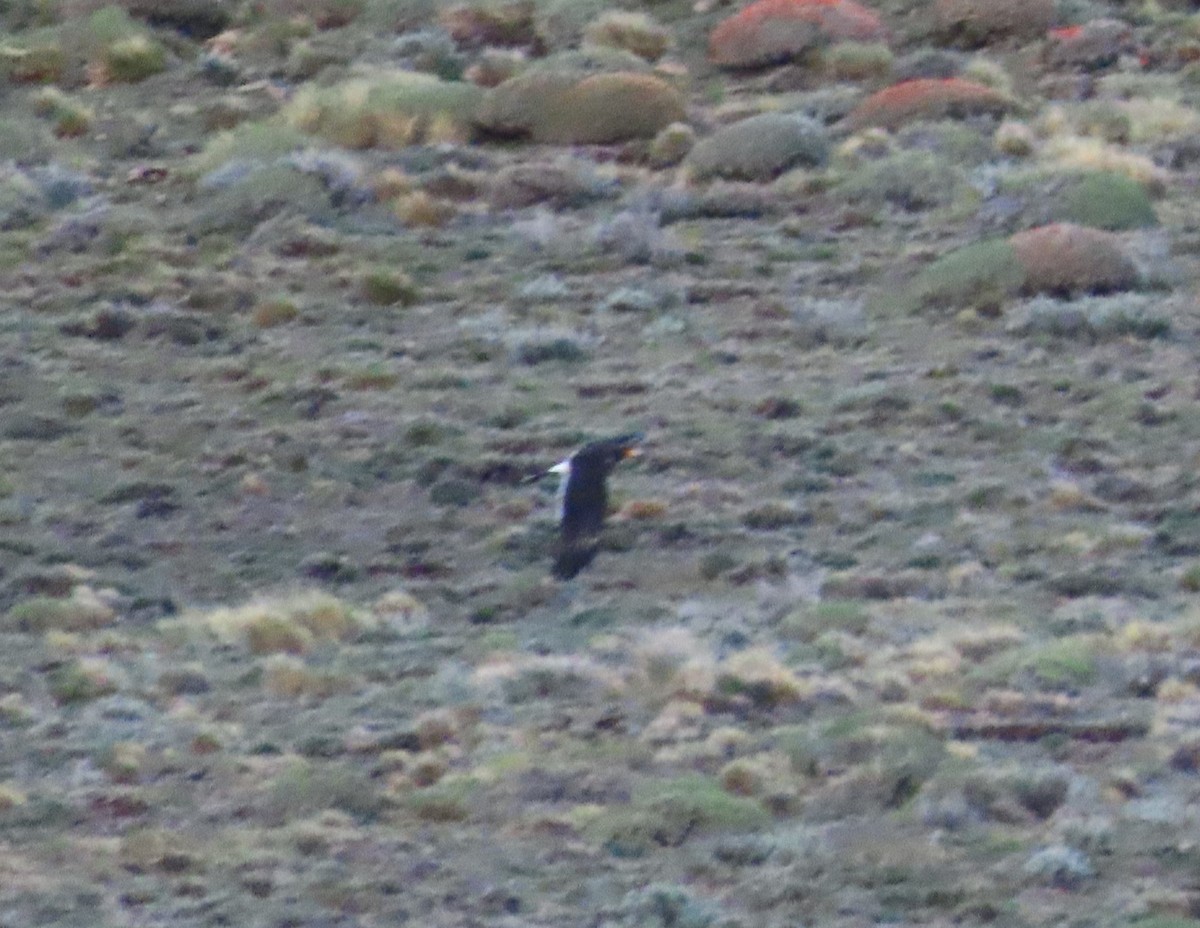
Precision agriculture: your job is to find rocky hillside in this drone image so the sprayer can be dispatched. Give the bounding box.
[2,0,1200,925]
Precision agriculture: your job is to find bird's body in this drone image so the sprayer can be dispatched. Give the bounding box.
[535,433,643,580]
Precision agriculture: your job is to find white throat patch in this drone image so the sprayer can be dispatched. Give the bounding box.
[549,458,571,523]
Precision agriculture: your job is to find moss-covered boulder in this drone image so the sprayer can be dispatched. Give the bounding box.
[900,223,1140,312]
[1055,172,1157,231]
[476,70,684,143]
[685,112,829,181]
[899,238,1024,313]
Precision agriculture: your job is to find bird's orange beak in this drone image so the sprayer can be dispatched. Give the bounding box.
[622,446,641,459]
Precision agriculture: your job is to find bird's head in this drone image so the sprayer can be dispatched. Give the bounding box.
[527,432,644,483]
[606,432,644,466]
[580,432,643,474]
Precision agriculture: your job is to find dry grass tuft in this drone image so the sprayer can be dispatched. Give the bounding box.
[252,297,300,328]
[474,652,626,703]
[284,70,482,148]
[1115,620,1173,653]
[262,654,348,698]
[394,191,456,228]
[717,647,811,708]
[620,499,668,520]
[584,11,670,62]
[1043,135,1168,194]
[199,590,366,654]
[371,589,430,632]
[633,627,716,701]
[31,86,92,137]
[5,586,116,633]
[0,783,27,811]
[49,657,121,704]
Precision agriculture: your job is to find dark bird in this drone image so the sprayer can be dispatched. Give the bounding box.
[532,433,643,580]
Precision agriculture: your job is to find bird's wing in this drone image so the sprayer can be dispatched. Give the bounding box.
[552,540,598,580]
[555,494,603,580]
[554,476,606,579]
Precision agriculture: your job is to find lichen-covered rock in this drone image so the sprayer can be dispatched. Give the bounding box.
[934,0,1054,47]
[685,112,829,181]
[489,159,617,209]
[709,0,887,69]
[1045,19,1136,71]
[648,122,696,168]
[1009,223,1139,295]
[844,78,1011,131]
[821,40,893,80]
[477,70,685,143]
[439,0,537,49]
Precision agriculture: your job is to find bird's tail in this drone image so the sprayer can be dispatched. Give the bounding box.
[552,544,597,580]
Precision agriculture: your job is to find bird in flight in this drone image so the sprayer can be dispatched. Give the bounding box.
[531,433,643,580]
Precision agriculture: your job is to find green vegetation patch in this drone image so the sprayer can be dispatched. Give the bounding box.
[1058,171,1157,230]
[0,40,66,83]
[584,775,770,856]
[836,150,967,213]
[362,268,419,306]
[0,6,167,85]
[1130,919,1200,928]
[197,590,366,654]
[265,759,384,823]
[619,883,725,928]
[190,122,314,176]
[48,658,120,704]
[406,775,478,822]
[896,239,1024,313]
[1013,295,1170,342]
[194,163,333,234]
[778,601,872,641]
[975,635,1100,689]
[781,716,946,784]
[102,33,165,82]
[5,591,115,632]
[1027,637,1098,688]
[823,41,893,81]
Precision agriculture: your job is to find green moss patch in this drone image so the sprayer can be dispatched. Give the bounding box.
[1057,171,1157,230]
[896,239,1024,313]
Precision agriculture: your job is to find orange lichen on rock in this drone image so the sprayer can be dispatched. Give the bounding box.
[1045,19,1135,70]
[709,0,887,68]
[844,77,1011,130]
